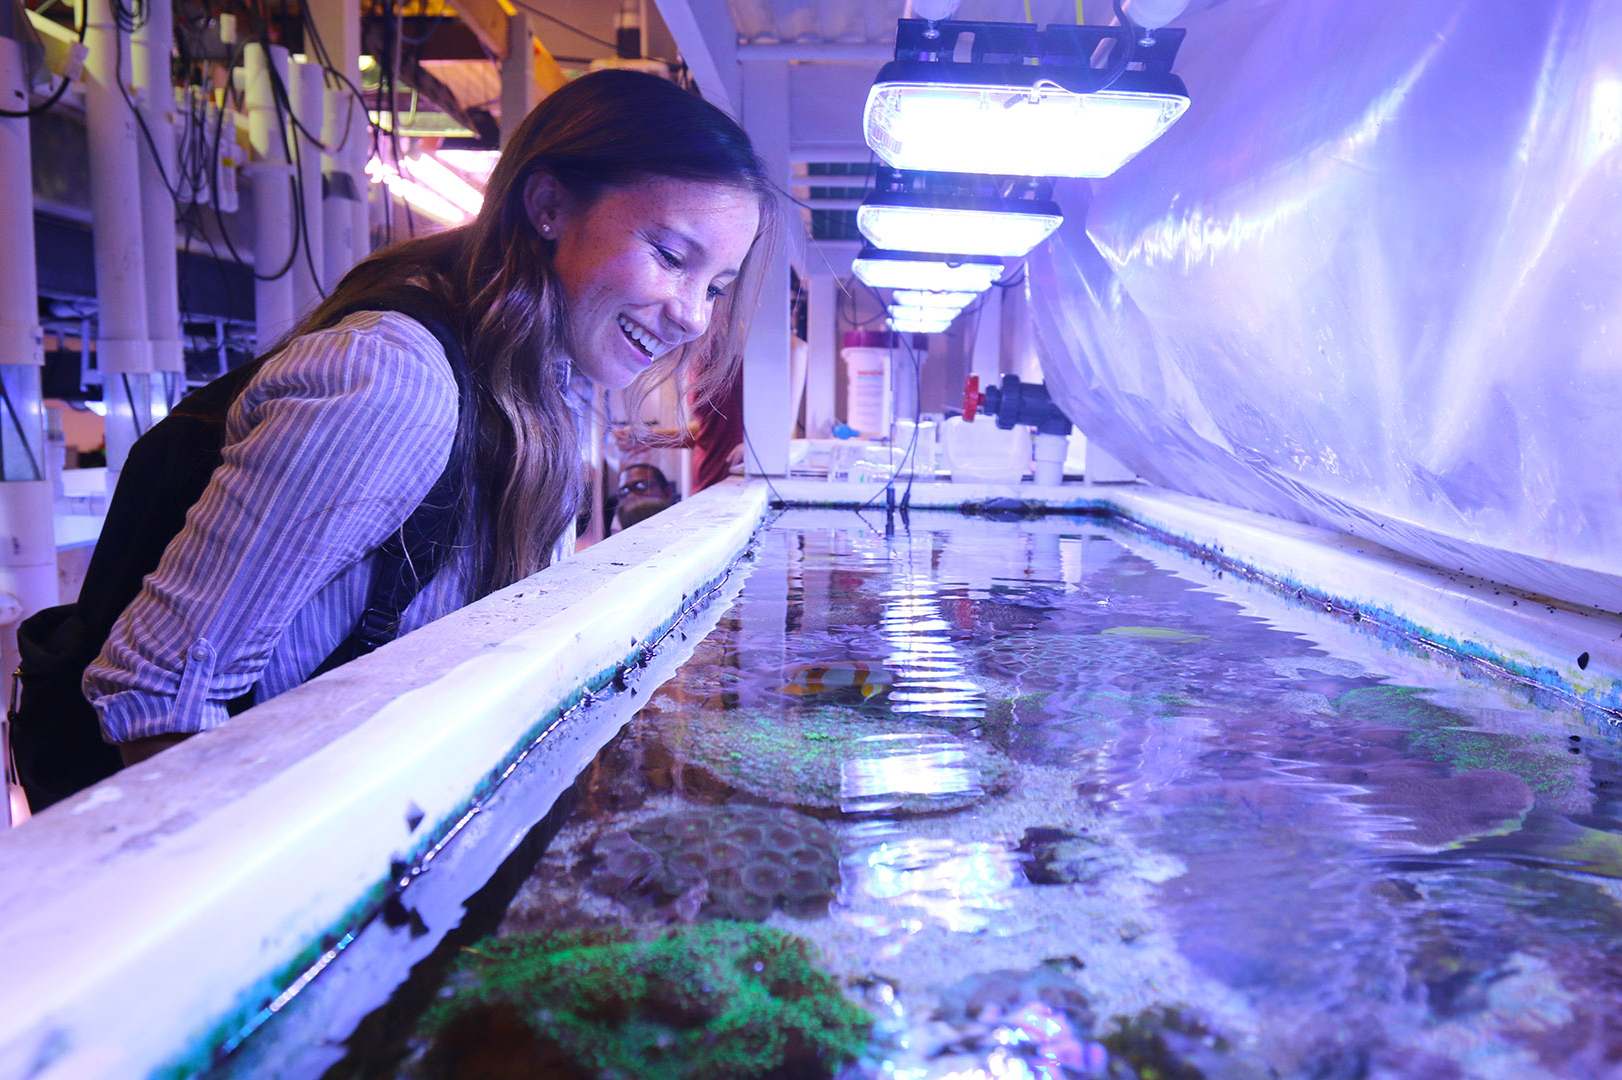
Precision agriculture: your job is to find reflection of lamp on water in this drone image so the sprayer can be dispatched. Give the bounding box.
[846,834,1023,933]
[881,555,985,719]
[840,732,983,814]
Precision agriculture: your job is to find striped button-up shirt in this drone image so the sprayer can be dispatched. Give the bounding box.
[85,311,472,743]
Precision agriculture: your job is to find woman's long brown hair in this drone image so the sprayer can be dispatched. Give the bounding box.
[283,70,776,597]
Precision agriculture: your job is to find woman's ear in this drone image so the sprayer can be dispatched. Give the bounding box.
[524,170,568,239]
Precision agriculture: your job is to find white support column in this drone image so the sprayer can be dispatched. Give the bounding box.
[289,58,326,320]
[306,0,366,271]
[85,0,153,488]
[499,11,534,147]
[740,60,792,476]
[805,272,836,438]
[652,0,739,115]
[132,0,183,413]
[244,43,296,351]
[0,37,55,722]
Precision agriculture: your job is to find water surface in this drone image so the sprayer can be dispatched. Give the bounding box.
[412,511,1622,1079]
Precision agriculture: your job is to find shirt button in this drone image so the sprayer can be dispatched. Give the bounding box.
[190,645,210,661]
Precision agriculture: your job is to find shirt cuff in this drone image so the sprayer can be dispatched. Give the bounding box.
[93,638,231,743]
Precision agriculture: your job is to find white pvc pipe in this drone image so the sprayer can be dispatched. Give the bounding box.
[304,0,368,272]
[1033,431,1067,487]
[0,38,59,716]
[319,79,355,287]
[84,0,153,485]
[244,43,295,351]
[289,58,326,321]
[132,0,183,410]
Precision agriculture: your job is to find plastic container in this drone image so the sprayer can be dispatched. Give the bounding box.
[892,418,938,478]
[842,331,893,438]
[942,414,1032,484]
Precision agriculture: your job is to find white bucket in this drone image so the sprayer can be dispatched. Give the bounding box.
[843,346,891,438]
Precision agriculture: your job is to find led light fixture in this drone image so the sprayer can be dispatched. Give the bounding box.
[889,313,954,334]
[851,246,1004,292]
[864,19,1190,179]
[892,290,979,309]
[858,191,1062,258]
[859,166,1063,259]
[889,303,960,327]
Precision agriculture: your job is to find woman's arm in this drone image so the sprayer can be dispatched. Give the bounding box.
[85,313,460,747]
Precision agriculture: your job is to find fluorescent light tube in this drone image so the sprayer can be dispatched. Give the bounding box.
[851,247,1005,292]
[858,193,1062,258]
[366,158,469,226]
[891,289,979,309]
[865,79,1188,178]
[435,148,501,183]
[403,153,485,217]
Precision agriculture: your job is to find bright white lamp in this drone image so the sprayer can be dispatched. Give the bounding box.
[865,80,1188,178]
[851,247,1005,292]
[889,303,960,328]
[864,18,1190,179]
[857,191,1062,259]
[891,289,978,309]
[888,312,954,334]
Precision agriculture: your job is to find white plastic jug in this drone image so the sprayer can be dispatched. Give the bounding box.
[942,414,1031,484]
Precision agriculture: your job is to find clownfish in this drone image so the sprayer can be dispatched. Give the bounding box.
[780,662,892,699]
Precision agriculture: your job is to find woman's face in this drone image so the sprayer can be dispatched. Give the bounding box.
[528,174,761,389]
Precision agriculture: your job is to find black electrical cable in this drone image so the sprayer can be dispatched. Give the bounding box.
[0,0,89,118]
[204,37,303,283]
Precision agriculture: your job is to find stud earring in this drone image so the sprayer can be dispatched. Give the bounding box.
[540,223,554,238]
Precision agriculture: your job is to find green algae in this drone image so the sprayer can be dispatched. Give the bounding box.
[1333,686,1581,801]
[667,705,1014,816]
[416,923,871,1079]
[1099,626,1208,643]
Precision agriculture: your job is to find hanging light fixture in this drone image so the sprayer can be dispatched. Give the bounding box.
[888,311,955,334]
[852,246,1005,292]
[891,289,978,309]
[888,302,962,324]
[858,168,1062,259]
[864,17,1189,179]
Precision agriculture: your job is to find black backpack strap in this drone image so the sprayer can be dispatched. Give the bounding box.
[306,287,470,678]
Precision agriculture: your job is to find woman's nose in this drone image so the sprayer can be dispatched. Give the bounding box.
[665,282,712,342]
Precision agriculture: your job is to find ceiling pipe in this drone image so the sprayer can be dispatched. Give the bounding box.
[244,42,296,350]
[84,0,154,487]
[289,58,326,322]
[0,34,57,749]
[132,0,184,414]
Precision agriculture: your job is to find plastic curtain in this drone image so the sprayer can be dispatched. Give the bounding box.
[1030,0,1622,613]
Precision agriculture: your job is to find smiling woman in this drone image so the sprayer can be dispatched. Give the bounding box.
[75,70,777,773]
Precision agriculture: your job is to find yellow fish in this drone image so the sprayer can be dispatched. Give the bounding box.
[1100,626,1206,642]
[781,662,892,699]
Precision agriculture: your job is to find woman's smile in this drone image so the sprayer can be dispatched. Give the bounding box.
[533,175,761,389]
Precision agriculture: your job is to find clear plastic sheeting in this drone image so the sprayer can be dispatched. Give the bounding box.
[1030,0,1622,615]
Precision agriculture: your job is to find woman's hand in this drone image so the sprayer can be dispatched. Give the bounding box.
[119,731,193,766]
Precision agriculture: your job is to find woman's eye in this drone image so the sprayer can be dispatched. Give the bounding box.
[655,245,683,270]
[707,285,728,301]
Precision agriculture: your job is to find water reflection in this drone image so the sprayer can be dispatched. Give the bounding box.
[844,829,1025,935]
[841,732,988,814]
